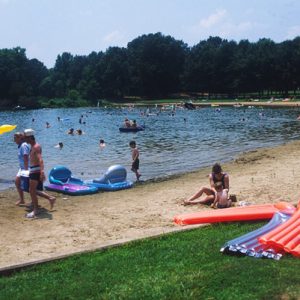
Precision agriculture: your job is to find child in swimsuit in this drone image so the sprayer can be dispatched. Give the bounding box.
[129,140,141,181]
[211,181,232,209]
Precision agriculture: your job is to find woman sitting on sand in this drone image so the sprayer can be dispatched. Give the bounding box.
[184,163,230,206]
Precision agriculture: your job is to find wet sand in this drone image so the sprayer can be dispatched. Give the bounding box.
[1,140,300,269]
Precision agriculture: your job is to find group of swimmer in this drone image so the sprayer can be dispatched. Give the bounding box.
[53,128,84,150]
[67,128,84,135]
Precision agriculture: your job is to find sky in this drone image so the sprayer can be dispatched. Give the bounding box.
[0,0,300,68]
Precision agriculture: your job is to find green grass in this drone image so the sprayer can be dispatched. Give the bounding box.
[1,222,300,300]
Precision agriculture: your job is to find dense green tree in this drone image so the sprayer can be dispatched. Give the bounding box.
[0,47,48,107]
[231,39,257,94]
[127,32,187,97]
[97,47,129,98]
[51,52,74,97]
[275,38,300,95]
[77,51,104,102]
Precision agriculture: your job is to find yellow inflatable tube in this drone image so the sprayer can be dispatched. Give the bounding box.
[0,124,17,135]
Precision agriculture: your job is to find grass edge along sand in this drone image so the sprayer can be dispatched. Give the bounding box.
[1,222,300,300]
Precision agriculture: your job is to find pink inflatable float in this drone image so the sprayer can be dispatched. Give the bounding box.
[259,207,300,257]
[174,202,295,226]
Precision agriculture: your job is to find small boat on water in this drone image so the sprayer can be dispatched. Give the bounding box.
[119,125,145,132]
[184,102,196,110]
[14,105,26,110]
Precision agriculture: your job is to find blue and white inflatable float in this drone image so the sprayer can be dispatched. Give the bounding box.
[90,165,133,191]
[45,166,98,196]
[45,165,133,194]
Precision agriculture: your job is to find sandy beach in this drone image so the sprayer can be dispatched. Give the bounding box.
[1,140,300,270]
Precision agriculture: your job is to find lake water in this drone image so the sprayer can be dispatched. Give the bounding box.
[1,105,300,190]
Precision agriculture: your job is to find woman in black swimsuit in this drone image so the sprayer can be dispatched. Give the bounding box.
[183,163,229,206]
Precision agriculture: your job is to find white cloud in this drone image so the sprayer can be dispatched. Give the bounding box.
[199,9,227,28]
[188,8,256,42]
[219,21,253,37]
[286,25,300,39]
[102,30,124,44]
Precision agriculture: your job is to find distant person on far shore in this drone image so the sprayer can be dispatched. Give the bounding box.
[129,140,141,181]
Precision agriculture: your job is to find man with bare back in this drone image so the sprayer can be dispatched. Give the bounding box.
[24,129,55,218]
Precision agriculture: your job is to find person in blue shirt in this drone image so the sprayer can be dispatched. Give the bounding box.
[14,132,30,206]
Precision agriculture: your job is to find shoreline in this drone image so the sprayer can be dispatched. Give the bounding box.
[0,138,295,193]
[122,100,300,108]
[1,140,300,269]
[2,100,300,112]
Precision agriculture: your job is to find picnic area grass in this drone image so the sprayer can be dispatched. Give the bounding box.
[1,222,299,300]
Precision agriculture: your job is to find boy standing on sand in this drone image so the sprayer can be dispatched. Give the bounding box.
[129,140,141,181]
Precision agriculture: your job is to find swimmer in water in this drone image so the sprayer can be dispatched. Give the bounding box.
[67,128,74,135]
[54,142,63,149]
[76,129,84,135]
[99,139,106,149]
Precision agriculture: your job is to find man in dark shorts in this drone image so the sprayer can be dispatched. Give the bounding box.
[129,140,141,181]
[24,129,55,218]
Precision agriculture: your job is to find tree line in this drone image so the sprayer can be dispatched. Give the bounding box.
[1,33,300,108]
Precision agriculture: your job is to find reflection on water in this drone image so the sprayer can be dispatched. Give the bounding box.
[1,106,300,190]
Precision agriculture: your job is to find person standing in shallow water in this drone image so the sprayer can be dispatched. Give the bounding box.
[99,139,106,149]
[184,163,229,206]
[129,140,141,181]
